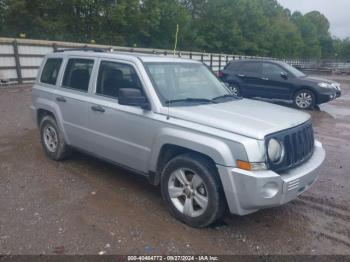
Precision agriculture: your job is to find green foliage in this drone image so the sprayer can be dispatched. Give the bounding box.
[0,0,349,59]
[334,38,350,59]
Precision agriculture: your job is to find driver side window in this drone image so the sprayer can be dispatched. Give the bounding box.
[262,63,287,77]
[96,61,143,99]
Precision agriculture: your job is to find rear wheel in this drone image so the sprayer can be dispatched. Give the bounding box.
[40,115,70,160]
[293,89,315,110]
[229,84,241,97]
[161,153,225,228]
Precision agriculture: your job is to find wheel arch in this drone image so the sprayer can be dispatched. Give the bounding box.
[37,108,56,126]
[148,129,241,186]
[293,86,318,104]
[154,144,217,184]
[34,98,69,144]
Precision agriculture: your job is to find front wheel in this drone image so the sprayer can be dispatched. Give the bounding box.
[161,154,226,228]
[293,89,315,110]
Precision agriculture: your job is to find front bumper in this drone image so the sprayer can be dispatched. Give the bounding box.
[318,90,342,104]
[217,140,325,215]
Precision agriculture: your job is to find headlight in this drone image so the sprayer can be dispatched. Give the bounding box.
[318,82,332,88]
[331,82,341,91]
[267,138,284,163]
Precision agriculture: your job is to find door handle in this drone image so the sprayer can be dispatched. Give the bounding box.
[56,96,66,102]
[261,77,269,81]
[91,105,105,113]
[237,74,245,78]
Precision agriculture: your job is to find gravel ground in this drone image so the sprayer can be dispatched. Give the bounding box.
[0,77,350,255]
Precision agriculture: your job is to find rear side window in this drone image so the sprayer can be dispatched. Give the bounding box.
[239,62,261,74]
[62,58,94,92]
[40,58,62,85]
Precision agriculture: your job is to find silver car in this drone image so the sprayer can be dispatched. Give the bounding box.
[31,49,325,228]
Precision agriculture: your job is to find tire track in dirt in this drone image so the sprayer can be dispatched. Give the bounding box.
[295,196,350,249]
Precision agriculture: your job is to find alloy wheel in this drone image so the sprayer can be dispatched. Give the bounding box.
[296,92,313,109]
[43,125,58,152]
[168,168,209,218]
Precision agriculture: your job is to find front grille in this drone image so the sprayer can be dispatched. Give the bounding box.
[266,121,315,172]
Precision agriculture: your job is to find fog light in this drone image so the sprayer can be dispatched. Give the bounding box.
[261,182,279,198]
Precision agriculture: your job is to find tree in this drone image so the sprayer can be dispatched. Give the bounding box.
[291,11,321,59]
[305,11,334,58]
[0,0,345,59]
[334,38,350,60]
[0,0,5,34]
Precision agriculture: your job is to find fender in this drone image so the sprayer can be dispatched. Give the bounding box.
[148,127,248,172]
[34,96,70,144]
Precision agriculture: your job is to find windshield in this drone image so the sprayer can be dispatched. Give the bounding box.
[145,62,232,106]
[282,62,306,78]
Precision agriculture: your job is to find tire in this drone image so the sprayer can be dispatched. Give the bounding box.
[229,84,241,97]
[39,115,70,161]
[293,89,316,110]
[161,153,226,228]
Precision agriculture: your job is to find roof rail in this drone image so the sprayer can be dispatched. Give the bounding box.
[54,47,107,53]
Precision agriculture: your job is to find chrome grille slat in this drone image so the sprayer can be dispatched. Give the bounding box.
[266,121,315,172]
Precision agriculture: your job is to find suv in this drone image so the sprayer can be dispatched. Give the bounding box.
[31,50,325,228]
[219,59,342,109]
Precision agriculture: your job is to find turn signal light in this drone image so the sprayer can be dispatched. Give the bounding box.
[236,160,267,171]
[236,160,252,171]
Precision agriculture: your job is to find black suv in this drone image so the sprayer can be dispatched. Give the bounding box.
[219,60,341,109]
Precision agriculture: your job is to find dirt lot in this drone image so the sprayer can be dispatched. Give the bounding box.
[0,76,350,255]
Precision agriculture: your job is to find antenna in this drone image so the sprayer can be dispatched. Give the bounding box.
[173,24,179,56]
[167,101,170,120]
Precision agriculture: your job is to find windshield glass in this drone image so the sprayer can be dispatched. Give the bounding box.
[282,62,306,78]
[145,62,231,105]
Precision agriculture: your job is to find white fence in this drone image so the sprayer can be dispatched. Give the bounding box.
[0,37,287,84]
[0,37,349,85]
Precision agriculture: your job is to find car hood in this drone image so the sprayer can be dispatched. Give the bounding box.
[167,99,310,140]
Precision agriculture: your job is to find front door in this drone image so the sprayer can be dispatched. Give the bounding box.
[86,59,156,173]
[260,62,293,99]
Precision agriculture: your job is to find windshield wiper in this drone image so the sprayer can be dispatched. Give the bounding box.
[211,94,240,101]
[165,98,217,104]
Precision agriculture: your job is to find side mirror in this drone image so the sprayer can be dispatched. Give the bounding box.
[118,88,150,110]
[281,72,288,79]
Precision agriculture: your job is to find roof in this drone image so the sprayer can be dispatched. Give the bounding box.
[228,59,283,64]
[47,50,200,64]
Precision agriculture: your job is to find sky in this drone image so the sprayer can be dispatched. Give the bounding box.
[278,0,350,39]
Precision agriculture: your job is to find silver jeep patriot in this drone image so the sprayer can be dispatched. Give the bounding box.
[31,49,325,228]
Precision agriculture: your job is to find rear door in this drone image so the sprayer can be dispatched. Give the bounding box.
[55,57,96,150]
[260,62,293,99]
[236,61,263,97]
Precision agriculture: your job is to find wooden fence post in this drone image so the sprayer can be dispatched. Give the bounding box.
[218,55,221,70]
[52,43,58,52]
[210,54,213,70]
[12,40,23,84]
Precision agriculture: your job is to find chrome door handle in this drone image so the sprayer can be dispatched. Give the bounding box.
[261,77,269,80]
[56,96,66,102]
[237,74,245,77]
[91,105,105,113]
